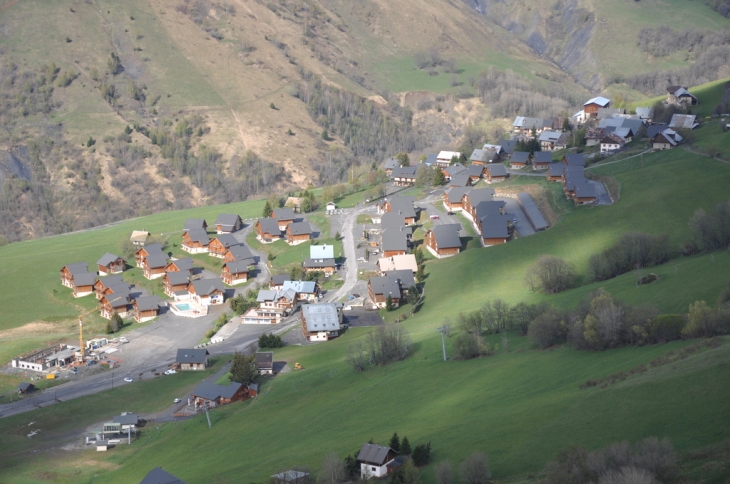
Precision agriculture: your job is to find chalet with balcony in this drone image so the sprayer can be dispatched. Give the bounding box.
[181,229,210,254]
[188,278,226,306]
[532,151,553,170]
[303,245,336,275]
[94,275,124,299]
[485,163,508,183]
[133,296,160,323]
[509,151,530,169]
[164,271,190,297]
[134,243,164,268]
[165,257,195,275]
[208,234,240,258]
[286,221,312,245]
[96,253,125,276]
[425,224,462,258]
[143,253,168,280]
[222,260,249,285]
[391,166,417,186]
[215,213,243,234]
[256,218,282,243]
[272,208,297,231]
[99,291,131,319]
[183,218,208,232]
[256,352,274,375]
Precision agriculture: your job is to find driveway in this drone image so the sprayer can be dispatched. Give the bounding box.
[495,197,536,237]
[589,180,612,205]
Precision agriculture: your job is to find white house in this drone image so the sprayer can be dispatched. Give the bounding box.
[436,151,461,167]
[357,443,397,479]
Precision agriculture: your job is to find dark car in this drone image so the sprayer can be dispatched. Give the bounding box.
[447,212,455,216]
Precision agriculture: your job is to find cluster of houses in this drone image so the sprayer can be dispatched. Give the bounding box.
[58,213,259,323]
[255,208,314,245]
[441,187,514,247]
[545,154,597,204]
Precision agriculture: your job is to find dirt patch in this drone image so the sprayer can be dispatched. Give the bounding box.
[495,184,560,227]
[0,322,68,340]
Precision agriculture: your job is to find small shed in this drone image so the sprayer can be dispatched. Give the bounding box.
[18,382,35,394]
[248,382,259,397]
[130,231,150,247]
[326,201,336,212]
[96,440,110,451]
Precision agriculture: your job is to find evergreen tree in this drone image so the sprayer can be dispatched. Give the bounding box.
[407,286,420,306]
[413,247,425,266]
[449,155,459,166]
[396,152,410,167]
[386,294,394,312]
[109,312,123,332]
[400,437,412,455]
[415,264,425,282]
[389,432,401,453]
[263,200,273,218]
[433,168,445,186]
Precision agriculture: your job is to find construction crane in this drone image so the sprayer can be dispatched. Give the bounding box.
[76,307,98,363]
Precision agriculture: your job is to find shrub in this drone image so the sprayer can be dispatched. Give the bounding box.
[528,308,567,348]
[588,232,671,281]
[525,255,575,294]
[258,332,284,348]
[649,314,685,343]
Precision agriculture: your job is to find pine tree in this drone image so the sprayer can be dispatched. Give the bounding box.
[400,436,412,455]
[263,200,272,218]
[110,312,123,332]
[230,351,257,385]
[433,168,445,186]
[415,264,425,282]
[385,294,394,311]
[389,432,401,453]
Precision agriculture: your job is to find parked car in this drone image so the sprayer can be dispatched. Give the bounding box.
[430,214,439,220]
[118,337,128,343]
[447,212,454,216]
[173,398,181,403]
[164,369,177,375]
[123,377,133,383]
[512,218,517,224]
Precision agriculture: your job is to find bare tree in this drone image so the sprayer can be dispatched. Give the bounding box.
[318,451,346,484]
[459,452,491,484]
[591,293,624,348]
[435,460,453,484]
[528,255,575,294]
[428,47,441,66]
[345,341,367,372]
[366,324,411,366]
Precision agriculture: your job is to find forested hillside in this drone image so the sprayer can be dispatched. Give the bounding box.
[1,0,730,242]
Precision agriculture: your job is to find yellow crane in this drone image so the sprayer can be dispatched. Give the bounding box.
[76,307,98,363]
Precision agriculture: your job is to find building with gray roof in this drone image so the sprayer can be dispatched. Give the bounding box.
[215,213,243,233]
[301,303,342,341]
[382,228,409,255]
[516,193,549,231]
[183,218,207,232]
[139,467,187,484]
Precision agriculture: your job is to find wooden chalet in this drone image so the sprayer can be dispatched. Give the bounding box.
[573,182,597,205]
[485,163,508,183]
[176,348,210,370]
[188,278,226,306]
[269,274,290,290]
[390,166,417,187]
[381,228,408,258]
[208,234,240,258]
[96,253,125,276]
[191,381,247,408]
[99,292,131,319]
[60,262,89,289]
[357,444,398,479]
[509,151,530,169]
[256,352,274,375]
[651,129,683,150]
[224,244,255,264]
[546,163,565,182]
[583,96,611,118]
[285,222,312,245]
[73,272,97,298]
[215,213,243,234]
[562,154,586,167]
[368,270,413,309]
[133,296,160,323]
[667,86,698,106]
[165,257,194,275]
[134,243,164,268]
[271,208,297,231]
[181,229,210,254]
[443,187,471,211]
[532,152,553,170]
[94,275,124,299]
[256,218,282,242]
[98,282,132,303]
[142,253,168,280]
[164,271,190,297]
[462,188,496,222]
[379,196,417,225]
[425,224,462,259]
[221,260,249,285]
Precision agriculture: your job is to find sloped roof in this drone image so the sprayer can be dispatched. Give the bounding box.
[437,150,461,160]
[357,444,394,465]
[516,193,549,230]
[449,173,471,187]
[185,229,209,245]
[533,151,553,163]
[97,253,123,267]
[190,278,225,296]
[369,274,401,297]
[475,201,505,221]
[63,262,89,276]
[563,154,586,167]
[383,157,399,170]
[113,413,139,425]
[538,131,562,142]
[256,352,273,369]
[282,280,317,293]
[444,163,466,177]
[382,228,408,252]
[130,231,149,243]
[288,221,312,236]
[192,381,243,401]
[385,196,417,220]
[620,118,643,134]
[183,218,207,231]
[145,253,168,269]
[139,467,187,484]
[513,116,549,129]
[213,234,240,248]
[138,243,164,256]
[430,224,461,249]
[575,182,596,199]
[165,271,190,285]
[486,164,507,176]
[74,272,97,286]
[258,218,281,235]
[227,244,255,262]
[176,348,210,364]
[597,107,626,119]
[445,186,472,203]
[270,274,291,285]
[465,165,483,177]
[584,96,610,107]
[586,127,606,140]
[381,212,407,230]
[669,114,699,129]
[480,214,509,239]
[257,289,279,302]
[548,163,565,177]
[498,139,516,154]
[466,188,495,207]
[511,151,530,163]
[96,275,124,289]
[391,166,417,179]
[272,208,297,220]
[223,260,250,273]
[646,123,669,138]
[635,107,654,119]
[301,303,340,332]
[215,213,241,227]
[310,245,334,259]
[168,257,194,272]
[303,258,336,268]
[469,148,488,162]
[18,382,33,391]
[424,153,438,166]
[377,254,418,273]
[134,296,160,311]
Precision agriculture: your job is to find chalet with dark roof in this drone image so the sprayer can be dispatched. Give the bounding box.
[133,296,160,323]
[208,234,240,258]
[139,467,187,484]
[188,278,226,306]
[165,257,195,275]
[143,253,168,280]
[94,275,124,299]
[272,208,297,231]
[176,348,210,370]
[181,229,210,254]
[97,253,125,276]
[562,154,586,167]
[357,443,397,478]
[391,165,417,186]
[426,224,462,258]
[256,218,282,242]
[215,214,243,234]
[183,218,208,232]
[485,163,508,183]
[509,151,530,169]
[256,352,274,375]
[443,186,472,211]
[191,381,246,407]
[134,243,164,268]
[222,260,250,285]
[532,151,553,170]
[286,221,312,245]
[164,271,190,297]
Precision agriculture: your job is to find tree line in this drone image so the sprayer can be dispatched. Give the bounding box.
[588,232,671,282]
[637,25,730,58]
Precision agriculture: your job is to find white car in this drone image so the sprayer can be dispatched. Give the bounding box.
[123,377,133,383]
[118,337,128,343]
[173,398,181,403]
[164,369,177,375]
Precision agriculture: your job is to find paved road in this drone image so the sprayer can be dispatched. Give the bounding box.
[329,204,374,303]
[497,197,535,236]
